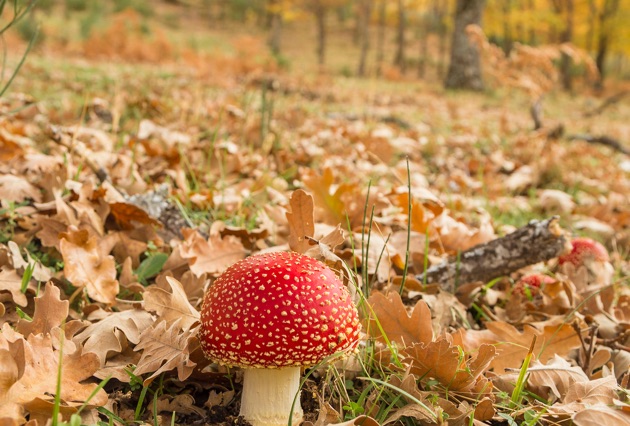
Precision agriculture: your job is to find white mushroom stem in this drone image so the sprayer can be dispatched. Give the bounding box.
[240,367,304,426]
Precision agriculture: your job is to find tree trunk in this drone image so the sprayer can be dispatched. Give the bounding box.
[444,0,486,91]
[586,0,597,53]
[393,0,407,73]
[267,0,282,56]
[418,22,428,78]
[313,1,327,66]
[376,0,386,76]
[594,0,621,89]
[501,0,512,55]
[527,0,536,44]
[560,0,574,91]
[357,0,373,77]
[435,0,448,78]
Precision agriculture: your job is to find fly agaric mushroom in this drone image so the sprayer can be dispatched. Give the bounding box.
[513,274,555,298]
[558,237,613,285]
[199,251,361,426]
[558,237,609,267]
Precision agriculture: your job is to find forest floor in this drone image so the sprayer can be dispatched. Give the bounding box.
[1,5,630,426]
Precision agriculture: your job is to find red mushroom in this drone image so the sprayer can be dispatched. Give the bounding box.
[513,274,555,298]
[199,251,361,426]
[558,237,613,285]
[558,237,609,267]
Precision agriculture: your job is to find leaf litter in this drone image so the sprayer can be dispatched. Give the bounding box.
[0,41,629,426]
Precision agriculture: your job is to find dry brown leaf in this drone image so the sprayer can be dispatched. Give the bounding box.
[454,321,581,374]
[106,231,148,267]
[205,390,235,408]
[393,191,443,235]
[302,167,357,225]
[17,282,69,338]
[109,202,161,230]
[561,375,618,410]
[402,339,496,395]
[286,189,315,254]
[2,332,107,421]
[0,351,24,423]
[572,404,630,426]
[323,415,380,426]
[133,319,198,385]
[526,355,588,401]
[59,228,119,304]
[180,228,246,277]
[0,174,42,202]
[0,267,28,307]
[35,217,68,249]
[431,212,496,252]
[155,394,205,416]
[355,231,401,282]
[367,291,433,347]
[538,189,575,214]
[143,276,200,331]
[6,241,52,282]
[383,403,435,425]
[388,373,468,423]
[73,309,154,364]
[473,397,495,421]
[318,224,345,249]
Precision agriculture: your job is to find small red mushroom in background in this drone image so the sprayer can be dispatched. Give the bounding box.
[198,251,361,426]
[558,237,613,285]
[513,274,555,298]
[558,237,609,267]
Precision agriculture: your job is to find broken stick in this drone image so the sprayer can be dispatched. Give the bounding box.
[416,217,569,292]
[567,134,630,156]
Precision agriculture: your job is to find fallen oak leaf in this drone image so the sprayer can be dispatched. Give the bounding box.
[0,266,29,307]
[529,353,588,385]
[302,167,358,225]
[155,394,206,416]
[180,228,246,277]
[143,276,200,331]
[59,228,119,304]
[393,191,443,235]
[367,291,433,347]
[318,415,379,426]
[2,332,107,422]
[0,174,42,203]
[401,338,496,396]
[133,319,199,386]
[0,348,23,424]
[573,403,630,426]
[16,281,69,338]
[286,189,315,254]
[453,321,581,374]
[73,309,154,364]
[6,241,53,282]
[551,375,618,414]
[109,202,162,230]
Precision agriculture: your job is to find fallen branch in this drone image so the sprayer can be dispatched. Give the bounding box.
[583,90,628,118]
[567,134,630,156]
[416,217,568,292]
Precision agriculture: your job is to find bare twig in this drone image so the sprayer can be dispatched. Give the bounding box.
[583,90,628,118]
[567,134,630,156]
[416,217,569,292]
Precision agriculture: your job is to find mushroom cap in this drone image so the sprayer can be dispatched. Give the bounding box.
[199,251,361,368]
[558,237,609,267]
[513,274,555,296]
